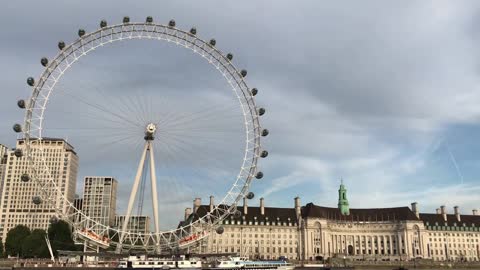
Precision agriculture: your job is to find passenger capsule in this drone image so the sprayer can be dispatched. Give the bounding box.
[13,124,22,133]
[256,171,264,179]
[21,173,30,182]
[100,20,107,28]
[233,210,242,218]
[209,39,216,46]
[123,16,130,24]
[261,129,269,137]
[216,226,224,234]
[190,27,197,35]
[58,41,66,50]
[169,19,176,27]
[32,196,42,205]
[146,16,153,23]
[27,77,35,86]
[14,149,23,158]
[246,192,255,200]
[17,100,26,109]
[226,53,233,61]
[40,57,48,67]
[260,150,268,158]
[78,29,86,37]
[241,70,247,77]
[251,88,258,96]
[258,108,265,116]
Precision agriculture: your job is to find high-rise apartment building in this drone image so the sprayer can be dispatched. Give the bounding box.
[114,215,151,234]
[0,138,78,240]
[73,195,83,224]
[82,176,117,233]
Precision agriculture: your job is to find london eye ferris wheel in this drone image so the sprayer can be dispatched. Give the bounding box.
[13,16,269,253]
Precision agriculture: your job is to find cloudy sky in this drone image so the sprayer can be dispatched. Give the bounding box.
[2,1,480,229]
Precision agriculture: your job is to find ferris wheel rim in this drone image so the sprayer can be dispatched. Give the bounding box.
[21,19,265,250]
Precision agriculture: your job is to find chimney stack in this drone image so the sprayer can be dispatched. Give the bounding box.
[440,205,447,221]
[454,206,461,222]
[411,202,419,219]
[436,208,441,214]
[294,197,301,219]
[184,207,192,221]
[243,197,248,215]
[260,198,265,215]
[209,195,214,212]
[473,209,478,216]
[193,198,201,213]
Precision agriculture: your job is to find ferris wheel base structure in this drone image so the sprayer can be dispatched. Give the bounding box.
[15,16,269,253]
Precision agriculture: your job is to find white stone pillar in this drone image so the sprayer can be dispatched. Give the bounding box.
[389,235,393,257]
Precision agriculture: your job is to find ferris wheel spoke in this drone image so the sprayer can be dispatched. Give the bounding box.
[45,106,141,130]
[159,103,241,132]
[83,80,149,127]
[54,86,143,129]
[154,133,241,189]
[22,21,265,251]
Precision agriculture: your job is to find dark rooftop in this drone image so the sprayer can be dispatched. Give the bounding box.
[301,203,420,221]
[419,213,480,228]
[179,204,298,228]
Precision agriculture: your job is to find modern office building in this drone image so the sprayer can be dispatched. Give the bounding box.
[0,144,8,210]
[0,138,78,240]
[114,215,151,234]
[73,195,84,224]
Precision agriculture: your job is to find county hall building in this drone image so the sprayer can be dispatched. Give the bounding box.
[185,182,480,262]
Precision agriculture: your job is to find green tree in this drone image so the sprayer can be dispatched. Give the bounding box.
[5,225,30,257]
[22,229,49,258]
[0,238,4,258]
[48,220,75,255]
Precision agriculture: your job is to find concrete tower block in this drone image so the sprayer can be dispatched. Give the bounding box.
[473,209,478,216]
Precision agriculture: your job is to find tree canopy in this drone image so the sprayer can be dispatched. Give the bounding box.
[0,239,4,258]
[47,220,76,255]
[5,220,78,258]
[22,229,49,258]
[5,225,30,257]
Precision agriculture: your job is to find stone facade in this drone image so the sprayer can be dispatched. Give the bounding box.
[185,184,480,262]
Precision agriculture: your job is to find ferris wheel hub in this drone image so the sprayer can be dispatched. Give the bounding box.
[144,123,157,141]
[146,123,157,134]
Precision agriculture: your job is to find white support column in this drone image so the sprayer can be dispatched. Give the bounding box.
[117,142,149,253]
[149,141,161,253]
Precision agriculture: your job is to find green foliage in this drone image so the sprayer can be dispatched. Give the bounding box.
[22,229,49,258]
[5,225,30,257]
[48,220,76,256]
[0,239,4,258]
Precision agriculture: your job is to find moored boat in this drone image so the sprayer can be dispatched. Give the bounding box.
[117,255,202,269]
[213,257,295,270]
